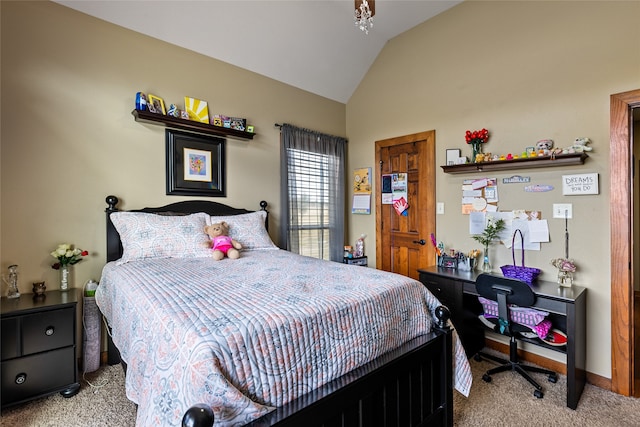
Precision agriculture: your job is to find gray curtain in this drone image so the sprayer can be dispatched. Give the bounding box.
[279,124,346,262]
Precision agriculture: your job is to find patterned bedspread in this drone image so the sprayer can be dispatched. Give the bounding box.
[96,249,471,426]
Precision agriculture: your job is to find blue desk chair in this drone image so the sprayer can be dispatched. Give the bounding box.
[474,273,558,399]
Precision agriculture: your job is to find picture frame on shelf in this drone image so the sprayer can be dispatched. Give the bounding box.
[148,94,166,115]
[166,129,225,197]
[184,96,210,123]
[446,149,461,166]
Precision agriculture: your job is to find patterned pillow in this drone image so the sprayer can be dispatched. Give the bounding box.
[208,210,278,250]
[111,211,211,264]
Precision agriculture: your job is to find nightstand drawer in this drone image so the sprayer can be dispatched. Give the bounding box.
[21,307,74,355]
[1,347,76,406]
[1,317,19,360]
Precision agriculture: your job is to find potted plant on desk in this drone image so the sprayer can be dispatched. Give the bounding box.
[471,218,506,272]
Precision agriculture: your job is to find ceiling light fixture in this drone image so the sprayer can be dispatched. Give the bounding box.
[354,0,375,34]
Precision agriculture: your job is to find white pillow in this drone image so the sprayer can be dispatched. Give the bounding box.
[208,210,278,250]
[111,211,211,264]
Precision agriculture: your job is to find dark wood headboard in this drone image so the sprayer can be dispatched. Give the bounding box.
[105,195,268,263]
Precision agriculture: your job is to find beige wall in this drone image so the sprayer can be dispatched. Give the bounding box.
[3,1,639,382]
[346,1,640,378]
[0,1,345,293]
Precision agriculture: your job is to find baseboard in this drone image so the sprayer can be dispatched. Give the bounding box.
[483,339,611,391]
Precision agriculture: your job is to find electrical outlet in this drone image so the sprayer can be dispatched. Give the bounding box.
[553,203,573,219]
[436,202,445,215]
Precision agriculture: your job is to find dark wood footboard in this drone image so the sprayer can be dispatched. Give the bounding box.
[248,329,453,427]
[183,309,454,427]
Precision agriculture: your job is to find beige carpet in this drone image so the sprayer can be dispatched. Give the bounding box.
[2,357,639,426]
[455,357,640,427]
[1,365,136,427]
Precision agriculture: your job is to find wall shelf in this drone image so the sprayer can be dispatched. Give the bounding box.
[440,152,588,174]
[131,109,255,140]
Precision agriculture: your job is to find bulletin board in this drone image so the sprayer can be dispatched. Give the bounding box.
[461,178,498,214]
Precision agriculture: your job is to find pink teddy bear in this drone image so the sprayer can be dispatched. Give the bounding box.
[204,222,242,260]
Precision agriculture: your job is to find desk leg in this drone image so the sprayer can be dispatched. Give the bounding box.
[566,293,587,409]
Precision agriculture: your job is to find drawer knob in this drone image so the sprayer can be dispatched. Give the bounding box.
[15,373,27,385]
[45,326,55,336]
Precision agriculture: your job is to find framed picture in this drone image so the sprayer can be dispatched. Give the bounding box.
[148,94,166,115]
[166,129,225,197]
[446,149,461,166]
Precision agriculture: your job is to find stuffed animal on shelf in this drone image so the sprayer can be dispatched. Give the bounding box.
[204,221,242,260]
[570,137,593,152]
[535,139,554,156]
[552,137,594,155]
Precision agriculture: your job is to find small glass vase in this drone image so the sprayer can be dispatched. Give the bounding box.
[60,265,70,291]
[471,142,483,163]
[482,247,492,272]
[557,270,573,288]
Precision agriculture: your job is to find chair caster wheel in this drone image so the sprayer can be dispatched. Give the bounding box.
[548,374,558,383]
[534,390,544,399]
[482,374,491,383]
[474,354,482,362]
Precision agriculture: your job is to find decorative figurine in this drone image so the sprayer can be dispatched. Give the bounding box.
[3,264,21,299]
[32,281,46,297]
[168,104,179,117]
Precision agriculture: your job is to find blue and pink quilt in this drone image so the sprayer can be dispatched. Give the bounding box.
[97,249,471,426]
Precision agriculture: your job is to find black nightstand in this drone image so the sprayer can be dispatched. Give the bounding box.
[343,256,368,267]
[1,290,80,408]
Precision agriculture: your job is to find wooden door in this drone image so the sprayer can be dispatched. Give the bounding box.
[375,131,436,279]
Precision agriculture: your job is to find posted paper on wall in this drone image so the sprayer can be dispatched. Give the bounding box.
[461,178,498,214]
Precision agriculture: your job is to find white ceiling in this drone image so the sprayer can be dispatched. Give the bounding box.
[54,1,461,103]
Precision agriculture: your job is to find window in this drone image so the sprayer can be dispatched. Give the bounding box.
[286,148,331,259]
[279,124,346,262]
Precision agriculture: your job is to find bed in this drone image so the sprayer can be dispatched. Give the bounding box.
[99,195,471,426]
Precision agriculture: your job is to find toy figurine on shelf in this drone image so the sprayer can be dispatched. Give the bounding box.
[135,92,147,111]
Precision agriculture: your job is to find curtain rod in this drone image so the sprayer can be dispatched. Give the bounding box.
[274,123,347,142]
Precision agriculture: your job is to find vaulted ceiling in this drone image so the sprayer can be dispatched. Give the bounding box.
[54,1,462,103]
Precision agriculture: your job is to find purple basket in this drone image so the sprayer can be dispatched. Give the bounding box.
[500,229,541,285]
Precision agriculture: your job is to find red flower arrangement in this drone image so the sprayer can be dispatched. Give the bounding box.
[465,128,490,145]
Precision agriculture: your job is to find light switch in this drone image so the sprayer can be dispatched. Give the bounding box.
[437,202,445,215]
[553,203,573,219]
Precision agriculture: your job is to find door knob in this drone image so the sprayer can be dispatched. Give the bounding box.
[413,239,426,245]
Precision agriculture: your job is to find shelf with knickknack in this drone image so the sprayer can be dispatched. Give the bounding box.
[132,109,256,141]
[441,152,588,174]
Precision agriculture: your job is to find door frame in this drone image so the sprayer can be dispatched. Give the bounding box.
[610,89,640,396]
